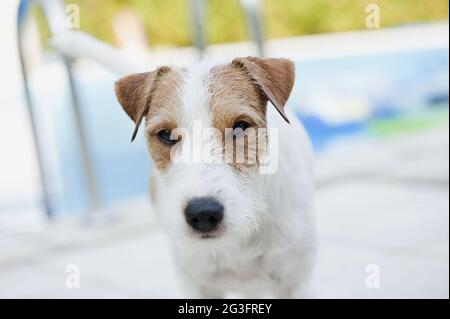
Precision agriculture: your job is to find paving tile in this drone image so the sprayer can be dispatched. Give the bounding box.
[312,240,449,299]
[313,179,449,299]
[315,181,449,250]
[36,228,184,298]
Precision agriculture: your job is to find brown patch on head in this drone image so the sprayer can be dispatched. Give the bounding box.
[209,63,267,132]
[208,57,295,173]
[145,70,184,171]
[231,57,295,123]
[115,67,184,171]
[208,64,267,173]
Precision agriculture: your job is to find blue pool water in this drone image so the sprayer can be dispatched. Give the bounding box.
[290,48,449,149]
[31,47,449,215]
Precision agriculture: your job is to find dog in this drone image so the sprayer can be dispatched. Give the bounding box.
[52,32,316,298]
[115,57,316,298]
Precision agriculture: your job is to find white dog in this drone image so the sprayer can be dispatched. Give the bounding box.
[53,32,316,298]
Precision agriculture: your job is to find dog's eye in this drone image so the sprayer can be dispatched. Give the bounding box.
[232,121,251,137]
[157,129,178,145]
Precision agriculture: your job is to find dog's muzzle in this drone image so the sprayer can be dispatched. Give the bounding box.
[184,197,224,233]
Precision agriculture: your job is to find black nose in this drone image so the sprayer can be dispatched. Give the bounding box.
[185,197,224,233]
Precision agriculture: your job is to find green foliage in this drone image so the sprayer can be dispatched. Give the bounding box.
[263,0,450,37]
[41,0,449,47]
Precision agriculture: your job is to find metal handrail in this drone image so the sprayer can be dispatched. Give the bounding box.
[17,0,101,218]
[240,0,265,57]
[191,0,265,57]
[190,0,207,57]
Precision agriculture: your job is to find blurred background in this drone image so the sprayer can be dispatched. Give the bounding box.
[0,0,448,298]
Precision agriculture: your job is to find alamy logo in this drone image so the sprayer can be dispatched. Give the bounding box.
[167,120,279,174]
[365,4,380,29]
[65,4,80,29]
[65,264,80,288]
[365,264,381,289]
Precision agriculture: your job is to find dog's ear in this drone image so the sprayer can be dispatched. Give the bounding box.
[232,57,295,124]
[115,67,171,142]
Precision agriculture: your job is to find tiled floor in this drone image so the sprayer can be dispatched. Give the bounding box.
[0,127,448,299]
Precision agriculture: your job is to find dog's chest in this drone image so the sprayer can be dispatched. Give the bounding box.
[202,250,278,295]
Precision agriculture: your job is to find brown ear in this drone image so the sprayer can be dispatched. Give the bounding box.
[232,57,295,123]
[114,66,170,142]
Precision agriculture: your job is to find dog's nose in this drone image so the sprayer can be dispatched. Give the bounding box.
[184,197,224,233]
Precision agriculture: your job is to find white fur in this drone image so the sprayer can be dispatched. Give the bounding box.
[53,32,316,298]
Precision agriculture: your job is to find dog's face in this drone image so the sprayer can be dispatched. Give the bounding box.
[115,57,295,246]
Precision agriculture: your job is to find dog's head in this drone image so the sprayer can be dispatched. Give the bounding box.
[115,57,295,247]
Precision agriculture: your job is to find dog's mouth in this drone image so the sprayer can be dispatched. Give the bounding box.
[200,233,218,239]
[190,226,225,240]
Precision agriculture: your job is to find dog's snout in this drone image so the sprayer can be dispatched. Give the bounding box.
[185,197,224,233]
